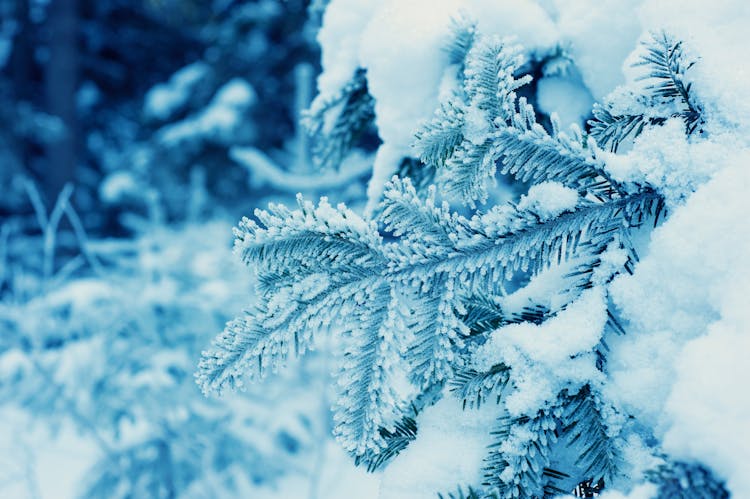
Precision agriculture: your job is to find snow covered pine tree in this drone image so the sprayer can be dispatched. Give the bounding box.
[197,20,730,499]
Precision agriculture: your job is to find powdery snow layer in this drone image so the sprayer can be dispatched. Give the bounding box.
[378,393,498,498]
[602,119,741,208]
[517,181,579,221]
[608,154,750,496]
[473,288,606,417]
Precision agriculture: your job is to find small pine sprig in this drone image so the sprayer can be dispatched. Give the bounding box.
[450,363,510,410]
[561,385,622,488]
[589,31,703,152]
[483,406,560,499]
[635,32,699,115]
[646,460,729,499]
[588,101,665,153]
[355,382,443,472]
[444,15,477,66]
[492,102,622,201]
[415,100,466,172]
[355,415,418,472]
[415,34,620,206]
[303,68,376,170]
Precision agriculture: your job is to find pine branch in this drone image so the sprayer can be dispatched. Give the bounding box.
[334,282,409,456]
[390,189,663,289]
[416,35,621,205]
[459,293,508,335]
[402,275,471,386]
[561,385,622,487]
[303,68,376,170]
[589,31,703,151]
[483,407,559,499]
[444,15,477,66]
[415,99,466,170]
[635,32,697,110]
[197,173,661,464]
[635,31,702,134]
[198,180,662,432]
[463,37,529,120]
[354,415,418,472]
[646,460,729,499]
[588,104,663,153]
[354,381,443,472]
[494,106,621,200]
[442,139,499,206]
[197,197,408,456]
[450,363,510,410]
[380,176,466,251]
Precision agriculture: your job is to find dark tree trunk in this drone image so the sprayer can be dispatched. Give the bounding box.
[10,0,33,101]
[44,0,79,202]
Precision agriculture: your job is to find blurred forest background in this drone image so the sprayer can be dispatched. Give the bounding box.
[0,0,378,497]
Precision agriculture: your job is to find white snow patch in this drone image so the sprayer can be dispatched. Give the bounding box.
[379,394,497,498]
[474,288,607,416]
[603,119,732,206]
[608,153,750,496]
[552,0,641,101]
[517,181,579,221]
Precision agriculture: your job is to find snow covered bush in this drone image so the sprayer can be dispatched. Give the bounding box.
[0,210,329,498]
[199,2,750,498]
[90,0,322,227]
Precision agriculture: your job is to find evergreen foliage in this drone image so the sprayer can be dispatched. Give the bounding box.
[646,460,730,499]
[589,31,703,152]
[415,31,619,206]
[355,415,419,472]
[303,68,377,170]
[560,385,621,488]
[199,20,725,499]
[482,405,559,498]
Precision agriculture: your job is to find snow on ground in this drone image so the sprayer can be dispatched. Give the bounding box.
[0,408,100,499]
[0,406,381,499]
